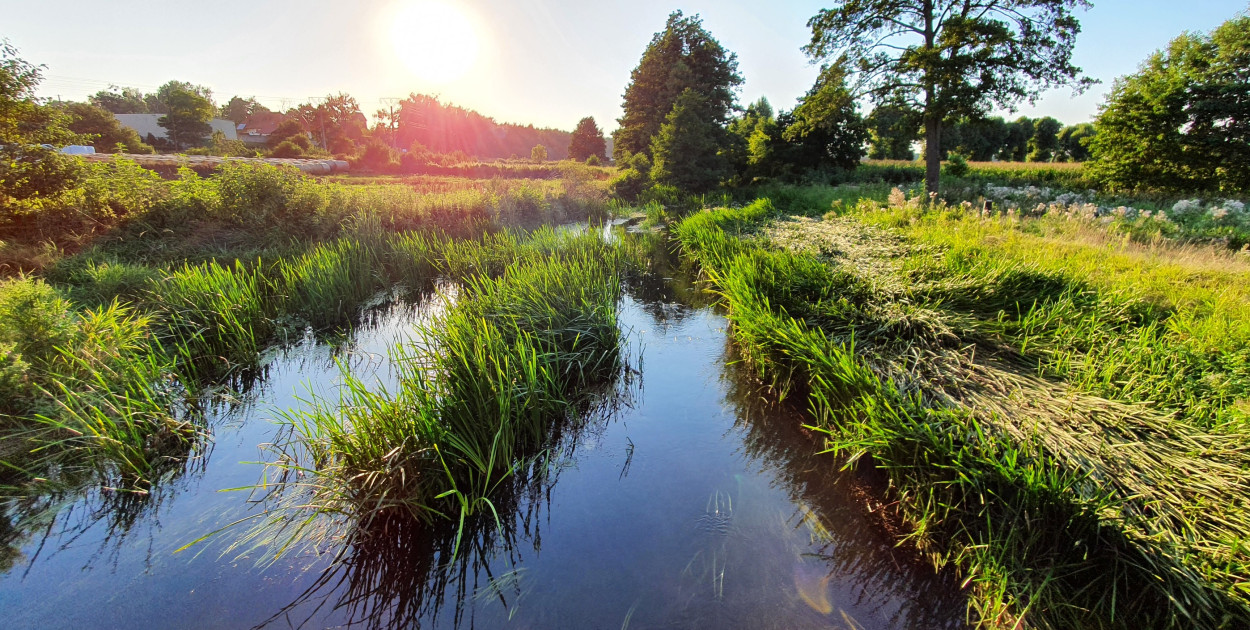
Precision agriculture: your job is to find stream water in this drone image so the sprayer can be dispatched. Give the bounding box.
[0,237,967,629]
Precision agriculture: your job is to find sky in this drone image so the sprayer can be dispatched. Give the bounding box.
[4,0,1247,132]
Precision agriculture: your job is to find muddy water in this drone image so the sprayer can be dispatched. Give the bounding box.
[0,246,967,629]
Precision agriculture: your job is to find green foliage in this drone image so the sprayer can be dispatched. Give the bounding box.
[649,89,730,193]
[614,10,742,158]
[156,83,214,150]
[1088,15,1250,193]
[585,154,600,166]
[780,64,867,173]
[219,96,270,125]
[271,138,306,158]
[567,116,607,161]
[1056,122,1096,162]
[267,118,307,149]
[1026,116,1063,162]
[530,144,547,162]
[89,86,148,114]
[805,0,1093,192]
[59,102,153,153]
[357,141,399,170]
[0,40,83,203]
[609,152,653,202]
[865,95,920,160]
[943,151,969,177]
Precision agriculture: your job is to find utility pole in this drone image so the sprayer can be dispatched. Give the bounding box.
[380,98,401,149]
[308,96,327,149]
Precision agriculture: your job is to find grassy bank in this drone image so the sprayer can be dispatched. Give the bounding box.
[673,196,1250,628]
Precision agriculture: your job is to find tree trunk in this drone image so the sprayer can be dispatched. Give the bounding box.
[924,114,941,195]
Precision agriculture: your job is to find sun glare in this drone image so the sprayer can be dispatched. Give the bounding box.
[390,1,479,84]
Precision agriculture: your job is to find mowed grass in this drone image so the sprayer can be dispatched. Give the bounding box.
[674,196,1250,629]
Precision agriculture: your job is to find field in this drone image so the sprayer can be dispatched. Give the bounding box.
[1,158,1248,628]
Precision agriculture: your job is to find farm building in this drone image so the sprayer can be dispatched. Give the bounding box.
[113,113,238,142]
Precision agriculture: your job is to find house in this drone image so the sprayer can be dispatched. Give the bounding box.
[113,114,238,144]
[236,111,287,147]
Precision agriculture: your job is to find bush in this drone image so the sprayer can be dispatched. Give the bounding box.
[944,152,970,178]
[271,139,306,159]
[356,141,399,172]
[586,155,601,166]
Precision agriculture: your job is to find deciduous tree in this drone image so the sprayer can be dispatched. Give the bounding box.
[0,40,81,202]
[805,0,1094,193]
[1088,15,1250,192]
[157,84,214,150]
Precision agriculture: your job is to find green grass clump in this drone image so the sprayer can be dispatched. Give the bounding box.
[223,230,631,561]
[151,260,277,378]
[675,200,1250,629]
[0,278,198,486]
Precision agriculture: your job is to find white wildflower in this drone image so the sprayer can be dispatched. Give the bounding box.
[1172,199,1201,215]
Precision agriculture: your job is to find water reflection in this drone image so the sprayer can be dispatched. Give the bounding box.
[720,340,968,629]
[252,362,640,630]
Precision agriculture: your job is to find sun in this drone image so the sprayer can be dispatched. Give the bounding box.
[390,1,479,84]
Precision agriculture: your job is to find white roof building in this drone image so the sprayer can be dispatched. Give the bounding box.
[114,114,238,142]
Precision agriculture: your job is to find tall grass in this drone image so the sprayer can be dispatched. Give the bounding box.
[218,231,632,562]
[674,199,1250,629]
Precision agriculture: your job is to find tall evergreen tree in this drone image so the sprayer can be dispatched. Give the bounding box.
[650,89,731,193]
[568,116,607,161]
[781,64,867,172]
[614,11,742,159]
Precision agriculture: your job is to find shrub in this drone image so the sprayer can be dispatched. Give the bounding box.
[271,139,306,159]
[944,152,970,178]
[586,155,601,166]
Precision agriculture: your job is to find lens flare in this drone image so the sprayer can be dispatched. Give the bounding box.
[390,1,479,84]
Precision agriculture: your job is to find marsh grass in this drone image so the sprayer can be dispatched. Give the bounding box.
[205,230,634,569]
[675,198,1250,628]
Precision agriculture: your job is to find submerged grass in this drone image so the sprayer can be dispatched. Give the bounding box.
[673,197,1250,629]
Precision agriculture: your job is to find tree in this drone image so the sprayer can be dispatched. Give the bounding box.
[781,64,868,173]
[530,144,547,162]
[568,116,607,161]
[290,93,366,150]
[805,0,1094,193]
[1057,123,1095,162]
[157,84,214,150]
[89,86,148,114]
[1088,15,1250,192]
[0,40,81,203]
[650,89,731,193]
[1027,116,1063,162]
[267,119,306,149]
[59,102,154,153]
[220,96,271,125]
[866,94,921,160]
[614,11,742,159]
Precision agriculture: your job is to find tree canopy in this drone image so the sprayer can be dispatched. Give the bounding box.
[805,0,1093,192]
[0,40,80,202]
[568,116,607,161]
[614,11,742,159]
[1088,14,1250,193]
[58,102,153,153]
[157,83,214,150]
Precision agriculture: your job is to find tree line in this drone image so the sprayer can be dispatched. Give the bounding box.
[35,78,611,167]
[612,3,1248,198]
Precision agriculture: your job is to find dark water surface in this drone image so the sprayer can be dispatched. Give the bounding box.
[0,246,967,629]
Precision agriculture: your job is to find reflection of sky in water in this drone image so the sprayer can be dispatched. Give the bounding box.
[0,247,967,630]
